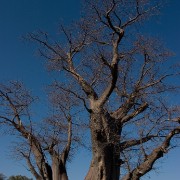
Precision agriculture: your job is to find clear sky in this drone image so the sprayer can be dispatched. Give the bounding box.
[0,0,180,179]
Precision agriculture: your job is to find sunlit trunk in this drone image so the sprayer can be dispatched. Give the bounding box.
[52,156,68,180]
[52,157,60,180]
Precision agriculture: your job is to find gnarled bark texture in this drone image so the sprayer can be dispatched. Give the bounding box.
[85,109,121,180]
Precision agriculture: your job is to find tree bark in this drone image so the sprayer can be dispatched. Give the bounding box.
[59,160,68,180]
[51,156,68,180]
[85,111,120,180]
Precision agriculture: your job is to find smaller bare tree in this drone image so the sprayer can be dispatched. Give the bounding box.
[0,81,80,180]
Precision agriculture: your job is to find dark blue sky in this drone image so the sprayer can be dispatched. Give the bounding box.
[0,0,180,179]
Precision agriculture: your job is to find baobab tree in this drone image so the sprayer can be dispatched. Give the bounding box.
[26,0,180,179]
[0,81,81,180]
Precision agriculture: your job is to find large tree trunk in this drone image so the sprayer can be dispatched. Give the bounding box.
[52,156,68,180]
[85,111,120,180]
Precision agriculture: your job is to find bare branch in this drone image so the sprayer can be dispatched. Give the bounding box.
[21,152,41,180]
[122,127,180,180]
[121,102,148,123]
[120,135,156,150]
[61,117,72,164]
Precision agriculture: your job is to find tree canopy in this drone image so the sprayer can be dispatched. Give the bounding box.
[8,175,32,180]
